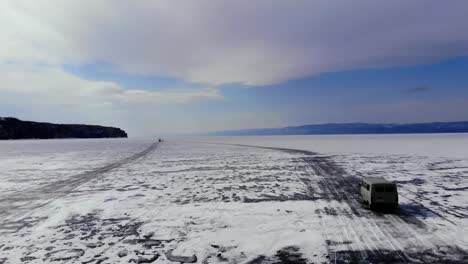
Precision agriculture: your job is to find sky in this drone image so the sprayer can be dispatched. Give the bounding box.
[1,0,468,136]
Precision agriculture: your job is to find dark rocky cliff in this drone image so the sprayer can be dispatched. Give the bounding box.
[0,117,127,139]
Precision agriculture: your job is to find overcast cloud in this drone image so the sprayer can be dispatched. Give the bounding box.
[3,0,468,85]
[1,0,468,134]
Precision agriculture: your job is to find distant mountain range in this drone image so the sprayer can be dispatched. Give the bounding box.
[209,121,468,136]
[0,117,127,140]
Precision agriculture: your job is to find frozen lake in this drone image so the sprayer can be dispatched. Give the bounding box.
[179,133,468,158]
[0,136,467,263]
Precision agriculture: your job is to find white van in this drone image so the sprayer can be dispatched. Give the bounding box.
[360,177,398,210]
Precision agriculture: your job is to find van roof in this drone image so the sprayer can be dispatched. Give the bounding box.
[362,177,394,184]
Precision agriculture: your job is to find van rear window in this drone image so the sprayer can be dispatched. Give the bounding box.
[385,186,395,192]
[375,186,384,192]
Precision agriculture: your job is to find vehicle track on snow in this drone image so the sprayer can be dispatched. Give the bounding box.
[198,142,467,263]
[297,155,412,263]
[0,142,159,232]
[297,151,467,263]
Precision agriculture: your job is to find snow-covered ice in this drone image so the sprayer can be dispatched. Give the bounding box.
[0,136,467,263]
[181,133,468,158]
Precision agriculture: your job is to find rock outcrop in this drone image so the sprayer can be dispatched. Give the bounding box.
[0,117,127,139]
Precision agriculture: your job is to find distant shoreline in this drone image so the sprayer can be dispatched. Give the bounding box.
[208,121,468,136]
[0,117,127,140]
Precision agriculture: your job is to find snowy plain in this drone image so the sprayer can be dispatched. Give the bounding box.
[0,135,467,263]
[180,133,468,159]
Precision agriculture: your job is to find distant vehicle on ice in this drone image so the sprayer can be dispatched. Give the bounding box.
[360,177,398,210]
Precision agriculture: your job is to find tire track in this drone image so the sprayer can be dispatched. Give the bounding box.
[195,142,467,263]
[299,153,468,263]
[300,156,408,263]
[293,162,362,262]
[0,142,159,230]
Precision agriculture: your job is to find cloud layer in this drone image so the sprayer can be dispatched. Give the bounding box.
[3,0,468,85]
[0,62,222,134]
[1,0,468,134]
